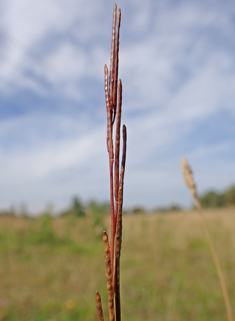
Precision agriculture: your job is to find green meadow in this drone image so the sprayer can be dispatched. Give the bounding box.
[0,209,234,321]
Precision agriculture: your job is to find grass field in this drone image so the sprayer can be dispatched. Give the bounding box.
[0,209,234,321]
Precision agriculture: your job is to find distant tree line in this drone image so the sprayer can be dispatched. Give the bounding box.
[199,185,235,208]
[0,197,110,218]
[1,185,235,217]
[60,197,110,218]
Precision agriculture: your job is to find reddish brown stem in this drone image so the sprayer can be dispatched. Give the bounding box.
[109,156,115,280]
[115,125,127,321]
[115,168,124,321]
[104,64,115,280]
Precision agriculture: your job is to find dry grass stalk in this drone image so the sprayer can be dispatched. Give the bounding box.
[181,158,201,210]
[181,157,234,321]
[96,4,126,321]
[96,291,104,321]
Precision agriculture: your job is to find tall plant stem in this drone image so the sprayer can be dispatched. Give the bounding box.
[96,4,125,321]
[104,64,116,278]
[104,4,121,281]
[115,125,127,321]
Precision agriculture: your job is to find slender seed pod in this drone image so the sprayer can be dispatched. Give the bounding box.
[96,291,104,321]
[121,125,127,170]
[103,231,115,321]
[110,3,117,105]
[104,65,112,155]
[114,80,122,205]
[113,8,121,116]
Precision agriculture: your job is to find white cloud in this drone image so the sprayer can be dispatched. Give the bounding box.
[0,0,108,95]
[0,0,235,212]
[0,112,109,211]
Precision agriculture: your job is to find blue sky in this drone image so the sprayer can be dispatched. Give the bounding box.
[0,0,235,213]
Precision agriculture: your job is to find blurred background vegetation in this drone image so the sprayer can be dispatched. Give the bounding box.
[0,209,234,321]
[0,186,235,320]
